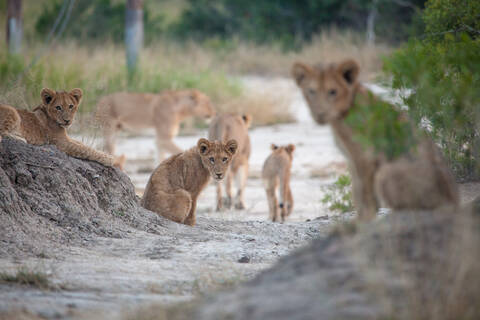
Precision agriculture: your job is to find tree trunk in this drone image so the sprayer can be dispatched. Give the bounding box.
[125,0,144,78]
[366,0,378,46]
[6,0,22,55]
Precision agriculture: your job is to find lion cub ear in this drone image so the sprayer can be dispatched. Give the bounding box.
[271,144,278,151]
[41,88,56,105]
[225,139,238,156]
[69,88,83,105]
[337,59,359,86]
[242,114,252,128]
[292,62,313,86]
[197,138,210,155]
[286,144,295,154]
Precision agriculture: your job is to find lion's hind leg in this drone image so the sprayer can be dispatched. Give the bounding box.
[0,104,21,143]
[146,189,192,224]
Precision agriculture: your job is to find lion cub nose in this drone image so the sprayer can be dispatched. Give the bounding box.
[64,120,70,125]
[216,173,223,179]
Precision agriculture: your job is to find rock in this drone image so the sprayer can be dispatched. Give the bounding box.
[238,255,250,263]
[193,207,480,320]
[0,137,173,257]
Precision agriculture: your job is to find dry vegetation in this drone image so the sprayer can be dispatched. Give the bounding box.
[0,267,51,290]
[0,31,389,133]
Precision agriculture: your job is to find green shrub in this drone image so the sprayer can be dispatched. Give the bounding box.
[321,174,354,213]
[384,0,480,180]
[345,93,417,160]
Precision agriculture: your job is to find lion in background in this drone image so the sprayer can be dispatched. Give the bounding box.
[141,138,238,226]
[96,89,216,162]
[0,88,122,168]
[208,113,251,211]
[292,59,458,220]
[262,143,295,222]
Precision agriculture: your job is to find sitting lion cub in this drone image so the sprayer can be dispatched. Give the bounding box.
[262,144,295,222]
[96,89,216,162]
[0,88,121,168]
[292,59,458,220]
[141,138,238,226]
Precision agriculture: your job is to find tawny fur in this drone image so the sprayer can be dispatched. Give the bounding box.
[262,144,295,222]
[141,138,238,226]
[208,113,252,211]
[292,59,459,220]
[96,89,215,161]
[0,88,122,168]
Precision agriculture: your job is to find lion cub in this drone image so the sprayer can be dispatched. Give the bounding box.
[0,88,121,168]
[292,59,458,220]
[262,144,295,222]
[141,138,238,226]
[208,113,251,211]
[96,89,216,162]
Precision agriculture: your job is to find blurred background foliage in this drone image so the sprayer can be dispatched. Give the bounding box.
[30,0,424,49]
[384,0,480,180]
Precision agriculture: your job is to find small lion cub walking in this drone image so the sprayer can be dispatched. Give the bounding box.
[141,138,238,226]
[0,88,121,168]
[262,144,295,222]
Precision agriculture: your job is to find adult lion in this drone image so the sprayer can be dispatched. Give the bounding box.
[96,89,215,161]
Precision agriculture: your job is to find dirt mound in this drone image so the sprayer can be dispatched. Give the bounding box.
[191,206,480,320]
[0,137,172,258]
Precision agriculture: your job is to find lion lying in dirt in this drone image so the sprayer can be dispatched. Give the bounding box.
[262,144,295,222]
[208,113,251,211]
[292,59,459,220]
[0,88,122,168]
[141,138,238,226]
[96,89,216,162]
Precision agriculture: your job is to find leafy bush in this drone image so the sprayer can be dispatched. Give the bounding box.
[321,174,353,213]
[384,0,480,180]
[345,92,417,160]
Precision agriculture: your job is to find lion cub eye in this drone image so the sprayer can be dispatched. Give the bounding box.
[307,88,316,96]
[328,89,337,97]
[69,104,74,109]
[222,157,228,163]
[55,106,62,111]
[209,157,215,163]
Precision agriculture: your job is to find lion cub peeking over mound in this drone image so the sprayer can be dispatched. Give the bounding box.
[262,144,295,222]
[96,89,216,162]
[292,59,458,220]
[0,88,121,168]
[141,138,238,226]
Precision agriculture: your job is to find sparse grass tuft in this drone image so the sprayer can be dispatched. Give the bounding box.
[321,174,354,213]
[0,267,51,289]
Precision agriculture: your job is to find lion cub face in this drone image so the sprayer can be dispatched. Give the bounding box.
[197,138,237,181]
[292,59,360,124]
[184,89,216,120]
[41,88,83,128]
[271,143,295,160]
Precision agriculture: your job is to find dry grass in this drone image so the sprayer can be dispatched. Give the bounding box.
[0,267,51,290]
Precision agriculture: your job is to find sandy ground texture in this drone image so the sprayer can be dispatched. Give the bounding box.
[1,77,478,320]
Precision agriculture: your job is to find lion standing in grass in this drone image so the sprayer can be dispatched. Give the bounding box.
[96,89,216,162]
[208,113,251,211]
[292,59,458,220]
[262,144,295,222]
[141,138,238,226]
[0,88,122,168]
